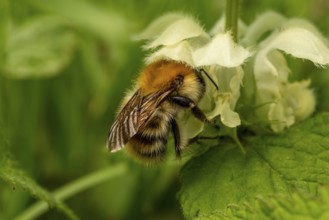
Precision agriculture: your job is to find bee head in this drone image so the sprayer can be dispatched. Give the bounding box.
[172,74,184,87]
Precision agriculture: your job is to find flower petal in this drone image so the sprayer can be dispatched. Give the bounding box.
[242,11,286,45]
[133,13,186,41]
[268,102,295,133]
[259,79,316,133]
[284,80,316,121]
[228,67,244,108]
[282,19,329,45]
[206,93,241,128]
[259,27,329,66]
[145,40,195,66]
[221,101,241,127]
[203,67,243,128]
[193,33,251,67]
[254,50,290,100]
[210,16,247,37]
[209,16,226,35]
[144,16,208,49]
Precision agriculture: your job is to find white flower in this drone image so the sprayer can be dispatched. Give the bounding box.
[134,13,209,47]
[192,33,250,128]
[193,33,251,68]
[267,80,315,132]
[135,13,210,66]
[210,15,247,38]
[244,11,329,132]
[136,11,329,136]
[136,13,251,139]
[207,66,244,127]
[241,11,287,45]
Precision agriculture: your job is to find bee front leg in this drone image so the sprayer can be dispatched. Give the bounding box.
[190,106,212,124]
[169,96,212,124]
[170,119,182,159]
[192,107,220,130]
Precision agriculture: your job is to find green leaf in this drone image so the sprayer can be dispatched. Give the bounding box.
[3,16,76,79]
[195,186,329,220]
[15,163,127,220]
[28,0,132,41]
[179,112,329,219]
[0,136,78,220]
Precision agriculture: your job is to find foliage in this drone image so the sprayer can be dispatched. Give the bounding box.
[0,0,329,219]
[179,113,329,219]
[190,187,329,220]
[0,138,78,220]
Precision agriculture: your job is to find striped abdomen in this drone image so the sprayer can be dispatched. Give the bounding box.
[126,103,175,163]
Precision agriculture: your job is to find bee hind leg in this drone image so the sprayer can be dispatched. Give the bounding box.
[170,119,183,159]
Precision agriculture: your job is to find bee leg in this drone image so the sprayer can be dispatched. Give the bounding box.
[170,119,182,159]
[190,106,212,123]
[191,107,220,130]
[169,96,195,108]
[169,96,215,125]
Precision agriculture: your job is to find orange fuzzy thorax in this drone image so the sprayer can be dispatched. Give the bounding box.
[137,60,195,94]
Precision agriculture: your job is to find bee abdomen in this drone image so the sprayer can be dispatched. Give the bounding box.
[127,110,172,163]
[128,133,168,163]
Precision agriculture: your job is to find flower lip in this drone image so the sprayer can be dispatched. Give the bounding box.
[192,32,251,68]
[136,11,329,134]
[139,14,209,50]
[133,12,187,41]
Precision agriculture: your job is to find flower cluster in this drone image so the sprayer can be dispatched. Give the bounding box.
[135,11,329,138]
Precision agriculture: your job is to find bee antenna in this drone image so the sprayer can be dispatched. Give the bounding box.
[200,69,219,90]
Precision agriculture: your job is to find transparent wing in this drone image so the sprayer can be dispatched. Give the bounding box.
[107,88,175,152]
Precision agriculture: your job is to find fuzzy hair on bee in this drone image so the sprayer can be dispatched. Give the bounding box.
[107,59,218,164]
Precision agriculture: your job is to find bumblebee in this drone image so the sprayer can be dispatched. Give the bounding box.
[107,60,217,163]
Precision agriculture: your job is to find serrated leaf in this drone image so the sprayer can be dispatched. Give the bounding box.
[179,113,329,219]
[0,136,78,220]
[195,187,329,220]
[3,17,76,79]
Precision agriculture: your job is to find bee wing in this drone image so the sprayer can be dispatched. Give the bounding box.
[108,88,174,152]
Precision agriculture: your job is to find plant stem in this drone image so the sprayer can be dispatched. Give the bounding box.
[225,0,240,42]
[232,128,246,154]
[14,163,127,220]
[0,0,9,69]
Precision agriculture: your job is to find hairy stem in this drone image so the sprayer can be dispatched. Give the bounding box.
[15,163,127,220]
[225,0,240,42]
[0,0,9,69]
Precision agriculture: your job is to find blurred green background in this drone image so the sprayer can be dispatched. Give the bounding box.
[0,0,328,219]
